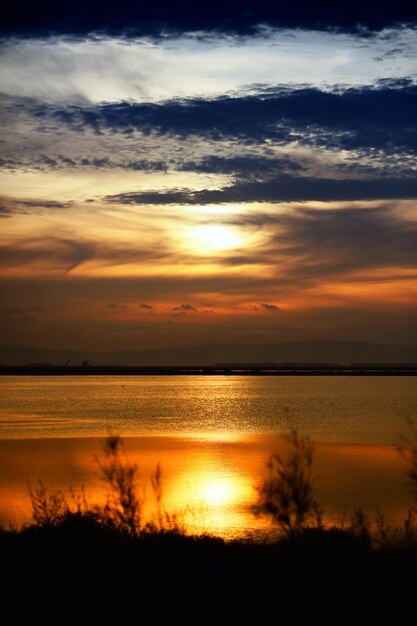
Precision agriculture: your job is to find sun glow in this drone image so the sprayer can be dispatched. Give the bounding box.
[202,479,233,506]
[188,224,243,252]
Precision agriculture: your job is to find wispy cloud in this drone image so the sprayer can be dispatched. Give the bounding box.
[2,29,416,106]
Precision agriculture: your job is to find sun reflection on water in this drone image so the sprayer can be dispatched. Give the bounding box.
[0,435,413,539]
[203,479,232,506]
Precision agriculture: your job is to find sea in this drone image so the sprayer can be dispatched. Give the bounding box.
[0,375,416,538]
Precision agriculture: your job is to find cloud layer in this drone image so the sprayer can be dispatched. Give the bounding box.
[1,11,416,350]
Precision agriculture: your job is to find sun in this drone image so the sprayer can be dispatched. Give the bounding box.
[188,224,242,252]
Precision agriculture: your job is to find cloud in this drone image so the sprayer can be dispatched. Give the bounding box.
[7,198,72,209]
[20,156,168,172]
[0,237,94,273]
[0,196,72,216]
[139,303,153,310]
[106,303,125,310]
[2,312,35,323]
[2,2,416,37]
[2,305,45,323]
[261,303,281,312]
[173,304,197,312]
[178,155,305,178]
[106,175,417,204]
[1,212,415,336]
[2,30,416,109]
[2,201,415,294]
[4,305,46,315]
[229,204,417,279]
[2,81,416,187]
[0,229,180,274]
[43,81,416,154]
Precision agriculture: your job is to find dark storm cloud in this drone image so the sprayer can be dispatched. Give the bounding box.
[45,81,417,155]
[106,175,417,204]
[2,1,416,37]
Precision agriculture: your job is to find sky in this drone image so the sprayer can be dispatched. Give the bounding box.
[1,2,416,352]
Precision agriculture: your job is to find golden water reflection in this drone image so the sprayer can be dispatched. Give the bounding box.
[0,434,412,539]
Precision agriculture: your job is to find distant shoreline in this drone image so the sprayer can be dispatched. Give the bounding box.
[1,365,416,376]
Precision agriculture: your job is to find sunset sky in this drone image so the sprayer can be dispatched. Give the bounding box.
[1,2,416,352]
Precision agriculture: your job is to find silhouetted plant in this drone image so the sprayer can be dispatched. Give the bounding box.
[253,429,319,532]
[403,507,417,542]
[94,435,144,534]
[29,480,69,525]
[146,462,193,535]
[373,506,395,548]
[26,436,196,536]
[312,500,325,530]
[349,508,371,546]
[23,429,417,550]
[398,417,417,502]
[150,462,164,529]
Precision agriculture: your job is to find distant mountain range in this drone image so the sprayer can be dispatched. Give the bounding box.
[1,341,416,366]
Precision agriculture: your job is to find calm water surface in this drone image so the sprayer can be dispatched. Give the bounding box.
[0,376,416,537]
[0,375,415,442]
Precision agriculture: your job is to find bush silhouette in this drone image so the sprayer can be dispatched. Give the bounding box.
[28,480,69,526]
[399,417,417,503]
[253,429,319,532]
[94,435,144,534]
[28,436,191,536]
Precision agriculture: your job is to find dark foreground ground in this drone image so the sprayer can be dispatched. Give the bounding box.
[1,517,416,626]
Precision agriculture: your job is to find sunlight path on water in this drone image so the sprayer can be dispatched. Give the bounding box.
[0,375,415,443]
[0,434,413,539]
